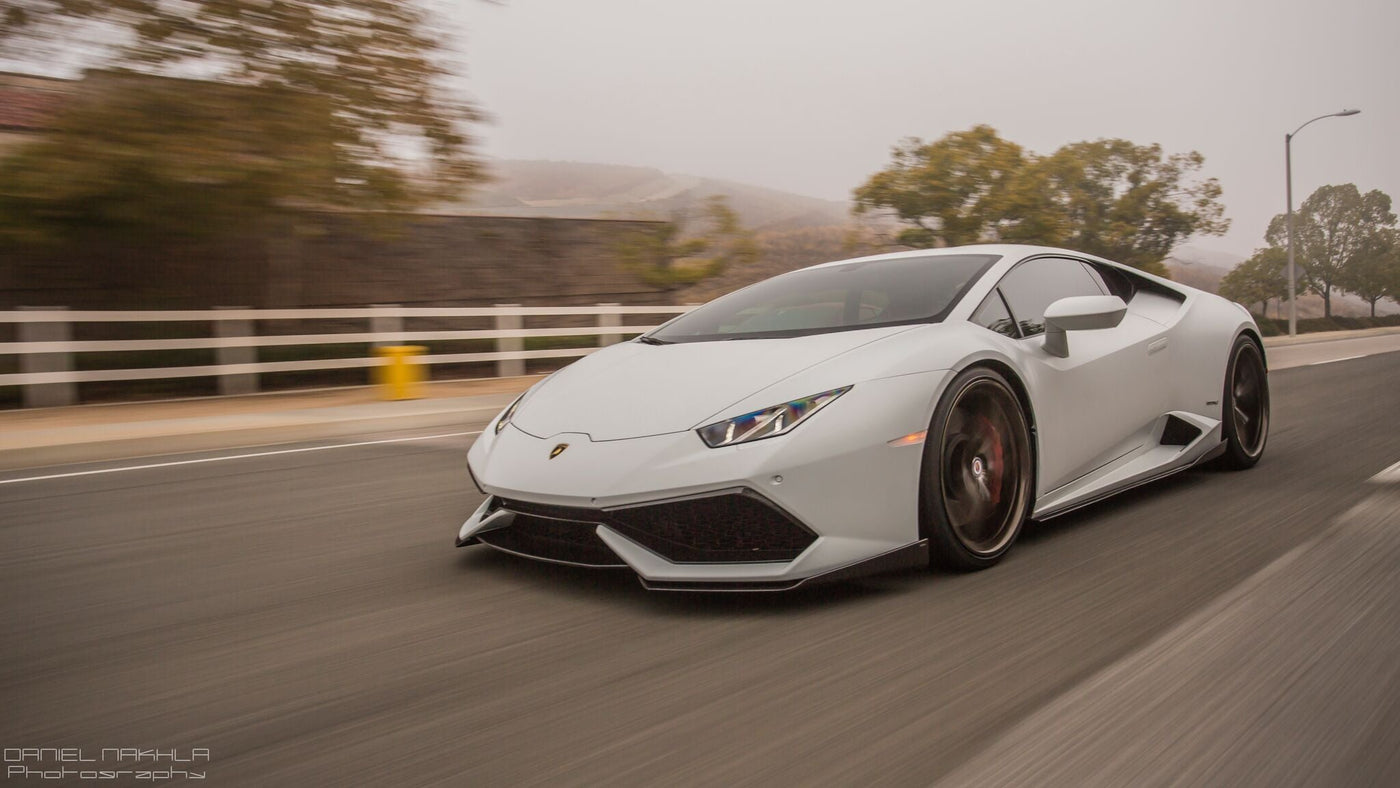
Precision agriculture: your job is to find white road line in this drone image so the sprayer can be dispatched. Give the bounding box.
[1307,354,1367,366]
[1371,460,1400,484]
[0,431,481,486]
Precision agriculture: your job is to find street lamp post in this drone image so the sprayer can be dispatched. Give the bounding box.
[1285,109,1360,336]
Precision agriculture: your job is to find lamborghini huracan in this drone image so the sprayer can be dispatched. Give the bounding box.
[457,245,1269,590]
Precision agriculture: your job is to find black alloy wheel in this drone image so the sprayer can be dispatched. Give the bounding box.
[1216,336,1269,469]
[922,367,1034,570]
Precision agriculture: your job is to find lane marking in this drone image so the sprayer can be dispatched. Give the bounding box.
[0,431,481,486]
[1371,460,1400,485]
[1306,354,1366,366]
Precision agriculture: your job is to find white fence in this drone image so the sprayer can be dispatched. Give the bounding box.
[0,304,695,407]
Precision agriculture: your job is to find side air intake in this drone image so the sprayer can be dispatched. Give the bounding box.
[1160,414,1203,447]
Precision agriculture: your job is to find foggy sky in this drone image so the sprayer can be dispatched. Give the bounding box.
[447,0,1398,258]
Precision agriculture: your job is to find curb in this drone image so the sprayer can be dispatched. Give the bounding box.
[1262,325,1400,348]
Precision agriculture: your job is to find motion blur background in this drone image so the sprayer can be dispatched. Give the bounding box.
[2,1,1398,335]
[2,2,1400,785]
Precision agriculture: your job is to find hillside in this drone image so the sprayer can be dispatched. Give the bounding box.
[1162,244,1239,294]
[446,159,852,231]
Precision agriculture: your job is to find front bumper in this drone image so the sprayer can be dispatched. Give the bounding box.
[458,371,951,590]
[458,491,928,590]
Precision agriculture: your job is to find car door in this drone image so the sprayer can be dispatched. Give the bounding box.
[974,256,1170,494]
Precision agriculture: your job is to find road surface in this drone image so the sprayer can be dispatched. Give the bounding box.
[2,350,1398,785]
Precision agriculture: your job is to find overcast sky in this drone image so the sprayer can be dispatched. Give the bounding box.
[446,0,1397,258]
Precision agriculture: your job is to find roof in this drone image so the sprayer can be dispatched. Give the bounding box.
[805,244,1091,270]
[804,243,1194,299]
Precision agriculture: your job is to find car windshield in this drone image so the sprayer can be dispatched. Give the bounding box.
[648,254,1000,343]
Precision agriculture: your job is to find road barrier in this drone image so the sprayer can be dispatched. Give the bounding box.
[0,304,694,408]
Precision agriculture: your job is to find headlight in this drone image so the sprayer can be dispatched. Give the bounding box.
[493,394,523,435]
[697,386,851,448]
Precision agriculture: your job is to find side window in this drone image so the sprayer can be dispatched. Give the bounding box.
[972,291,1019,338]
[1086,262,1135,301]
[1077,262,1111,296]
[997,257,1106,337]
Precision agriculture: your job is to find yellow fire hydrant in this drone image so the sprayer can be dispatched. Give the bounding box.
[374,345,427,401]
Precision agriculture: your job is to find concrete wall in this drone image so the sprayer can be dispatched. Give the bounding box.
[0,213,671,309]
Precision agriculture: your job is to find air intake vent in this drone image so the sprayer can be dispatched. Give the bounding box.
[1160,414,1202,447]
[485,489,818,566]
[606,489,816,563]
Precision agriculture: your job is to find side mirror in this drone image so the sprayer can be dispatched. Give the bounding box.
[1043,295,1127,357]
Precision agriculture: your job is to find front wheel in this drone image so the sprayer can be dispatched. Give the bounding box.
[1215,335,1269,470]
[921,367,1034,571]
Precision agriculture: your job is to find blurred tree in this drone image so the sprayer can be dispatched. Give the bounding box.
[853,125,1026,248]
[853,127,1229,277]
[1265,184,1396,318]
[1219,247,1289,317]
[1338,228,1400,317]
[617,195,759,289]
[0,74,345,244]
[0,0,480,246]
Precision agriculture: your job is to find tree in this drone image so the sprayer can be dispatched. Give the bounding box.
[616,195,759,289]
[1219,247,1289,317]
[0,72,345,245]
[0,0,481,246]
[1004,141,1228,277]
[853,125,1027,248]
[1338,228,1400,317]
[1265,184,1396,317]
[853,126,1229,276]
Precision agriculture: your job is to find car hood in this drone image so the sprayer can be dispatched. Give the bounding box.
[511,327,912,441]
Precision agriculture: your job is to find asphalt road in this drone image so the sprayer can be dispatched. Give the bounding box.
[2,351,1399,785]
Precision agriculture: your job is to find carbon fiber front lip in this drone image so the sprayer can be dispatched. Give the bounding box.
[475,534,627,569]
[634,539,928,592]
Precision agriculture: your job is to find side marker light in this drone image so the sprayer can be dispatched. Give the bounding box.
[888,430,927,447]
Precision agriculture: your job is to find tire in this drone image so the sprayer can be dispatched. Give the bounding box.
[921,367,1034,571]
[1215,335,1269,470]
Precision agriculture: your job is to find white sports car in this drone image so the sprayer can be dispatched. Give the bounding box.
[458,244,1269,590]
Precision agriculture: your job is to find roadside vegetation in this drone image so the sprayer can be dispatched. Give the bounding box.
[851,125,1229,277]
[1220,185,1398,320]
[1253,314,1400,338]
[613,195,760,289]
[0,0,483,252]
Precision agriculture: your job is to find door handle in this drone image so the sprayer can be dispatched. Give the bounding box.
[1148,338,1169,356]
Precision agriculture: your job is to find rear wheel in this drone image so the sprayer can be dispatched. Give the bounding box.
[1216,335,1269,469]
[921,367,1034,571]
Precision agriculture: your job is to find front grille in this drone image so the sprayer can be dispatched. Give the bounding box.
[606,490,816,563]
[476,515,623,567]
[484,489,816,566]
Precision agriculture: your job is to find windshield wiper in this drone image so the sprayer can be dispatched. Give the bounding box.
[636,335,670,345]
